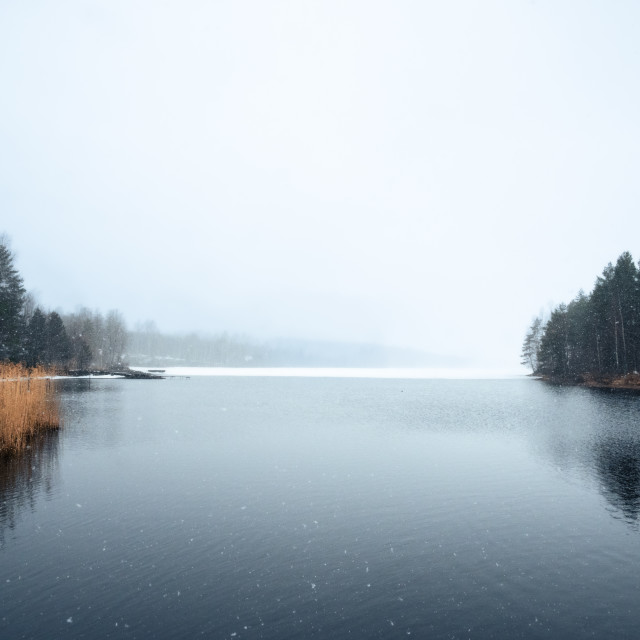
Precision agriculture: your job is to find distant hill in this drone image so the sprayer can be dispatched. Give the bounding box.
[260,338,464,368]
[127,329,462,368]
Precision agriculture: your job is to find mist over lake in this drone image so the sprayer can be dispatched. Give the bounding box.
[4,3,640,637]
[5,2,640,368]
[2,372,640,638]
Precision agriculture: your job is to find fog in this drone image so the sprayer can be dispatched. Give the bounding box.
[2,1,640,369]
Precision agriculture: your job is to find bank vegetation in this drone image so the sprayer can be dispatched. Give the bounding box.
[0,364,60,455]
[523,251,640,389]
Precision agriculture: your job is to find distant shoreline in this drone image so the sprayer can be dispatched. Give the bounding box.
[65,368,163,380]
[128,366,525,380]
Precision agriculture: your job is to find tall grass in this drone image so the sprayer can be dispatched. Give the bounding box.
[0,363,60,455]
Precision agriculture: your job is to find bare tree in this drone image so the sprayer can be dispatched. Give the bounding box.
[103,310,128,367]
[521,315,543,373]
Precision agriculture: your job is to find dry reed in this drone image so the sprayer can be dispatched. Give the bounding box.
[0,363,61,455]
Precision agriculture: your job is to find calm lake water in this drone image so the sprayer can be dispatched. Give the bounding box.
[2,373,640,639]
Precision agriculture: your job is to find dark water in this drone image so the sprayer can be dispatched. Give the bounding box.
[2,375,640,639]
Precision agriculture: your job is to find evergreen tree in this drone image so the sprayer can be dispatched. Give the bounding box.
[590,263,618,374]
[532,251,640,379]
[521,315,543,373]
[611,252,639,373]
[538,304,569,377]
[0,239,26,362]
[564,291,597,376]
[25,307,48,367]
[46,311,71,368]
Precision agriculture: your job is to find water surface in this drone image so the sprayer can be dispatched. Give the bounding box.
[2,374,640,638]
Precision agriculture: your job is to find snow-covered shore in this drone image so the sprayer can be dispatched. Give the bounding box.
[129,366,524,380]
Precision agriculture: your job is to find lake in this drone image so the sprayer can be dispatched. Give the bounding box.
[2,372,640,639]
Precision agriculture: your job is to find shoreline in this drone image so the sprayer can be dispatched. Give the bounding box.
[129,366,525,380]
[541,373,640,392]
[0,364,60,456]
[65,368,164,380]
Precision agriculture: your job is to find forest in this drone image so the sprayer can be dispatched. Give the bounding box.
[0,238,127,370]
[0,236,264,370]
[2,236,439,370]
[522,251,640,381]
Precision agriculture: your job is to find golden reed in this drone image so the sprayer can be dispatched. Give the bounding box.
[0,363,61,455]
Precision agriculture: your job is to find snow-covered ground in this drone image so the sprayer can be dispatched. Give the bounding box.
[130,366,524,379]
[53,373,126,379]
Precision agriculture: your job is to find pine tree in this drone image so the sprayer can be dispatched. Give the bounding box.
[531,251,640,380]
[46,311,71,368]
[0,239,26,362]
[611,252,639,374]
[25,307,48,366]
[537,304,569,377]
[564,291,597,376]
[521,316,543,373]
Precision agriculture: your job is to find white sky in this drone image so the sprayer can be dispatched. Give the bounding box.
[2,0,640,368]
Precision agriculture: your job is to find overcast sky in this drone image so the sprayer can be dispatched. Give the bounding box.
[2,0,640,369]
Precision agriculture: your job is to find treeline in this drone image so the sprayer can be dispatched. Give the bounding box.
[522,251,640,379]
[128,322,266,367]
[0,237,127,370]
[1,236,261,370]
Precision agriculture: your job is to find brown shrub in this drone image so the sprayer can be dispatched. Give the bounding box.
[0,363,60,455]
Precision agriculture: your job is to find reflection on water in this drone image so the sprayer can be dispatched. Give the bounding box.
[595,437,640,525]
[58,377,125,450]
[0,379,113,545]
[2,376,640,639]
[522,383,640,528]
[61,378,93,394]
[0,430,60,544]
